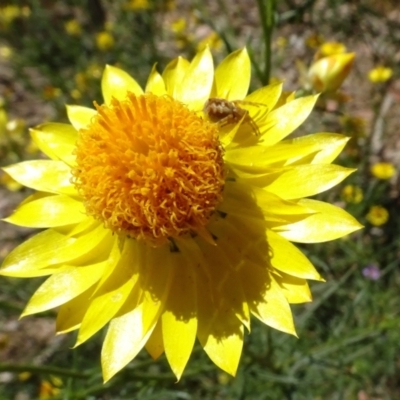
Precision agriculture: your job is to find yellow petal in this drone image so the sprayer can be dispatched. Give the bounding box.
[30,123,77,165]
[225,140,321,171]
[0,224,111,277]
[220,182,314,225]
[245,268,297,336]
[266,229,322,280]
[244,82,283,111]
[175,47,214,110]
[276,199,363,243]
[213,48,251,100]
[75,240,136,346]
[200,244,251,330]
[283,133,350,165]
[260,95,319,146]
[274,273,313,304]
[66,105,96,131]
[145,64,167,95]
[248,165,355,199]
[4,160,76,196]
[4,194,86,227]
[162,253,197,380]
[162,56,190,98]
[145,320,164,360]
[198,312,244,376]
[56,285,95,333]
[101,243,173,382]
[102,303,149,382]
[22,261,106,316]
[178,238,245,376]
[101,65,143,105]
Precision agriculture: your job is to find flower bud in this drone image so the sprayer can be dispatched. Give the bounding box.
[308,53,355,93]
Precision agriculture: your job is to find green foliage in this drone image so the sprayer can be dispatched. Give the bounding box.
[1,0,400,399]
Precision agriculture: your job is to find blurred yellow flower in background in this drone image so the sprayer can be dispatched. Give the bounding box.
[275,36,288,49]
[0,172,23,191]
[0,48,361,382]
[318,41,347,58]
[171,18,186,34]
[0,5,30,27]
[305,33,324,49]
[368,66,393,83]
[70,89,82,100]
[124,0,151,10]
[64,19,82,36]
[341,184,363,204]
[42,86,62,100]
[371,162,396,179]
[38,376,62,399]
[86,63,102,79]
[197,32,223,52]
[0,45,13,59]
[366,206,389,226]
[96,31,115,51]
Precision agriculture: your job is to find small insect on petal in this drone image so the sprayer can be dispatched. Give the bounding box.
[203,98,267,136]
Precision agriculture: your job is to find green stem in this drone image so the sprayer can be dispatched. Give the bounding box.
[256,0,275,85]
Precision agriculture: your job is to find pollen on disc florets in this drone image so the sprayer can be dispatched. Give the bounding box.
[72,92,225,245]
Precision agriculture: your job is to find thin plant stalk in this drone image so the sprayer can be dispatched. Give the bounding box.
[256,0,275,85]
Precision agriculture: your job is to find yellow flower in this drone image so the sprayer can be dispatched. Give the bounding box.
[366,206,389,226]
[0,5,29,26]
[18,372,32,381]
[39,379,61,399]
[341,184,363,204]
[368,66,393,83]
[275,36,288,49]
[197,32,223,52]
[64,19,82,36]
[42,86,62,100]
[70,89,82,100]
[124,0,151,10]
[0,45,13,59]
[305,33,324,49]
[0,48,361,382]
[171,18,186,34]
[96,31,115,51]
[318,42,346,57]
[371,162,396,180]
[0,172,23,191]
[86,63,102,79]
[308,53,355,92]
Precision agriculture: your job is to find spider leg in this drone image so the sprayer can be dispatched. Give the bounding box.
[247,116,261,136]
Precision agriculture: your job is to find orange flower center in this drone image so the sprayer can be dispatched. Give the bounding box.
[72,93,225,245]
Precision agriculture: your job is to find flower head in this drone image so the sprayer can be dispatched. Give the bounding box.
[341,184,363,204]
[318,41,347,58]
[308,53,355,93]
[371,162,396,180]
[197,32,223,52]
[362,264,381,281]
[366,205,389,226]
[95,31,115,51]
[64,19,82,36]
[0,48,361,381]
[124,0,152,10]
[368,66,393,83]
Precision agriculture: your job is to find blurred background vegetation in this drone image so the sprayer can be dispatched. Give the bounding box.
[1,0,400,399]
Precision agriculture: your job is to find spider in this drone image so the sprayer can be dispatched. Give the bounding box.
[203,98,266,136]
